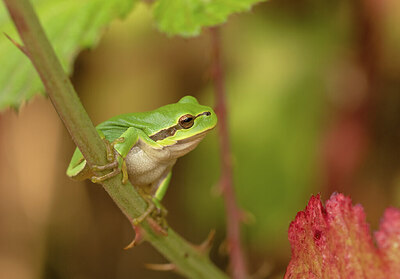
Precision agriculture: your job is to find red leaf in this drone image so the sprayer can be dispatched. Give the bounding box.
[375,208,400,275]
[285,193,400,279]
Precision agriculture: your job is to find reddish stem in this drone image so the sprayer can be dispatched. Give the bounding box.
[210,27,248,279]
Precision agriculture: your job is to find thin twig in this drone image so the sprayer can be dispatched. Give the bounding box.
[210,26,249,279]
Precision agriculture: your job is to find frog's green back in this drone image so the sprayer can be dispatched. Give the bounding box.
[96,96,216,142]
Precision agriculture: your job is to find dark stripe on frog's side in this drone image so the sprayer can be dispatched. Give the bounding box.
[149,111,211,142]
[150,124,182,141]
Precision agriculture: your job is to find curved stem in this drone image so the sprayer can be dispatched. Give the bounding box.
[3,0,228,278]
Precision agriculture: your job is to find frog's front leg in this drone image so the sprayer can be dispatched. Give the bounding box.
[91,127,139,184]
[91,138,127,183]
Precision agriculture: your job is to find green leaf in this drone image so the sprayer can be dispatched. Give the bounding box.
[0,0,135,110]
[153,0,265,37]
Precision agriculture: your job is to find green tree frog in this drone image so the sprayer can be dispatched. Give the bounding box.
[67,96,217,223]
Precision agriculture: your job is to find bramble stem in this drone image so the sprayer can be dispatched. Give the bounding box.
[3,0,228,278]
[211,27,249,279]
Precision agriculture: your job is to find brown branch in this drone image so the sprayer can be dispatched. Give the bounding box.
[210,26,249,279]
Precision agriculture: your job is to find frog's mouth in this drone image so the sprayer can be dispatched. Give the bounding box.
[175,128,213,144]
[164,128,214,158]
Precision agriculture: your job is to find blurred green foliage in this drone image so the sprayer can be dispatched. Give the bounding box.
[153,0,265,36]
[0,0,135,109]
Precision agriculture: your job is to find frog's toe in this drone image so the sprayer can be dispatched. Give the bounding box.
[132,201,155,226]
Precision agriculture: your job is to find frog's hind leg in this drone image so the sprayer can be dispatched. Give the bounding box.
[130,171,172,232]
[149,171,172,230]
[132,192,156,225]
[152,171,172,215]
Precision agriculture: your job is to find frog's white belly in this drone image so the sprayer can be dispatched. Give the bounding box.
[125,144,176,187]
[125,132,207,187]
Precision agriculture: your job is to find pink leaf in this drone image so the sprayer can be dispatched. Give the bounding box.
[285,193,400,279]
[375,208,400,275]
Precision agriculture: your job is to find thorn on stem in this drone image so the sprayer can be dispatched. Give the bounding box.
[194,229,216,255]
[124,225,144,250]
[210,180,223,197]
[239,209,256,225]
[123,239,136,250]
[4,33,30,57]
[251,261,273,279]
[218,238,229,256]
[145,263,176,271]
[211,176,230,197]
[124,208,168,250]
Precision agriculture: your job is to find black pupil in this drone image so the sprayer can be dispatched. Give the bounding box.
[179,115,195,129]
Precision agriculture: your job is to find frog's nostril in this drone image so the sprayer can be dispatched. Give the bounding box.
[196,111,211,118]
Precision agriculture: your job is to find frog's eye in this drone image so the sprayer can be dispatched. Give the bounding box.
[178,114,195,129]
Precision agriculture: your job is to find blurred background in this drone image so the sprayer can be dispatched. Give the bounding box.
[1,0,400,278]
